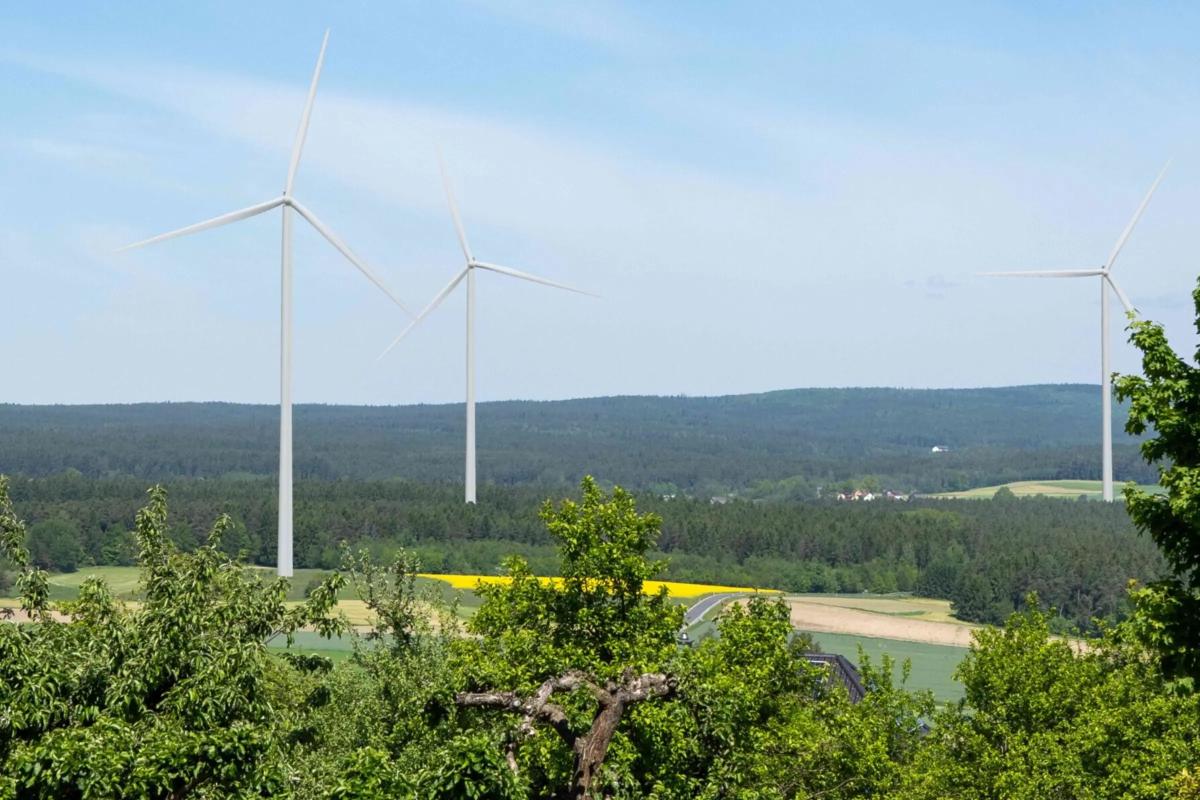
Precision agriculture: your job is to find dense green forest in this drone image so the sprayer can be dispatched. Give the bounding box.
[2,474,1162,632]
[0,384,1154,495]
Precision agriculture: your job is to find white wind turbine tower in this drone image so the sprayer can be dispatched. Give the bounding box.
[380,158,596,504]
[985,162,1169,502]
[119,31,412,575]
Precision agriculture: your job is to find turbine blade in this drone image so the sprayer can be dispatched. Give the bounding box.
[1106,274,1137,314]
[284,29,330,195]
[1105,159,1170,271]
[117,197,284,252]
[473,260,598,297]
[290,200,413,317]
[438,151,473,263]
[980,269,1104,278]
[378,268,469,359]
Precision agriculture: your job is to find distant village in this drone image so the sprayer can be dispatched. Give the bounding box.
[665,452,953,506]
[835,488,911,502]
[695,485,914,505]
[833,446,945,501]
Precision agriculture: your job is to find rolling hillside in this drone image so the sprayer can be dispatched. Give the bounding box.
[0,384,1151,494]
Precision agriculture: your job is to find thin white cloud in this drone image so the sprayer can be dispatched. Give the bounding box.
[3,48,811,279]
[19,136,138,167]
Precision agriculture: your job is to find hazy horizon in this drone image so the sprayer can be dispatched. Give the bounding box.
[0,381,1121,409]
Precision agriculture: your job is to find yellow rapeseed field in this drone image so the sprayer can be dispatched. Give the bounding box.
[417,574,777,599]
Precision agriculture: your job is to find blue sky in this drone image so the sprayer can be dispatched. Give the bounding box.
[4,2,1200,404]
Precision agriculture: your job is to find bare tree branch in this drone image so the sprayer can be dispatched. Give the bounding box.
[456,670,676,799]
[457,678,577,745]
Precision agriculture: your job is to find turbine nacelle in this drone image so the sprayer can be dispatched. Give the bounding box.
[380,156,598,506]
[378,160,596,360]
[118,195,412,318]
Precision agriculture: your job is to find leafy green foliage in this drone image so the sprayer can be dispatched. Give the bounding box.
[0,475,49,618]
[0,479,347,797]
[903,601,1200,797]
[468,477,681,683]
[340,546,433,654]
[287,547,469,800]
[453,478,682,797]
[605,597,934,799]
[417,732,525,800]
[3,468,1197,797]
[1116,280,1200,680]
[26,517,81,573]
[447,479,939,799]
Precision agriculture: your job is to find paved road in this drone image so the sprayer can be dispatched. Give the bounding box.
[683,592,743,627]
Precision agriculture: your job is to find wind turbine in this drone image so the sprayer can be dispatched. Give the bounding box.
[119,31,412,575]
[380,158,596,504]
[984,162,1169,502]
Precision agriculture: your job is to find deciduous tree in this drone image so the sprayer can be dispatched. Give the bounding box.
[1116,279,1200,679]
[455,476,682,798]
[0,478,347,798]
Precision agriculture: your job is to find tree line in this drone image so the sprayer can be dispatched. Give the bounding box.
[2,472,1163,632]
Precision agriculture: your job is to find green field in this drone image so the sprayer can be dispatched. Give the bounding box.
[925,479,1163,501]
[41,566,143,600]
[267,629,357,663]
[801,630,967,702]
[14,567,476,660]
[17,566,486,606]
[684,593,969,702]
[270,613,971,700]
[31,566,327,602]
[25,568,705,615]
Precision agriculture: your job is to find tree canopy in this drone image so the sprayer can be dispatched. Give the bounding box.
[1117,278,1200,680]
[0,478,346,798]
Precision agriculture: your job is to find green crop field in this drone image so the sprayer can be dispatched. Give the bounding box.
[683,593,969,701]
[10,566,488,605]
[267,630,356,663]
[40,566,142,600]
[800,630,967,703]
[925,479,1163,501]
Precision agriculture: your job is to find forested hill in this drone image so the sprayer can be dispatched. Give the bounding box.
[0,384,1152,494]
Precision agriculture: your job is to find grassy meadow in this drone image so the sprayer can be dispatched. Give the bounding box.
[804,630,966,702]
[924,479,1164,500]
[683,593,971,702]
[784,594,977,702]
[788,594,963,624]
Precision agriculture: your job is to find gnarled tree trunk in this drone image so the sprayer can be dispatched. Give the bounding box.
[457,669,675,799]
